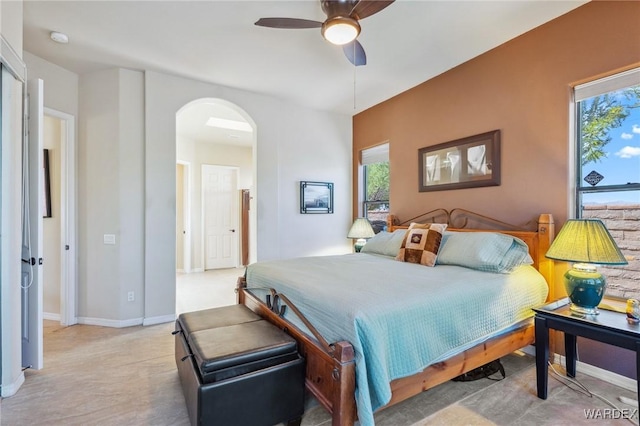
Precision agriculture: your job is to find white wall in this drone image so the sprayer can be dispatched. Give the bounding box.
[7,54,352,327]
[144,70,352,324]
[177,137,253,271]
[23,52,78,116]
[78,68,145,325]
[276,108,353,257]
[1,1,23,54]
[117,70,145,321]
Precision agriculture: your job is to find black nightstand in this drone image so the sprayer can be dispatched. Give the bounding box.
[533,297,640,399]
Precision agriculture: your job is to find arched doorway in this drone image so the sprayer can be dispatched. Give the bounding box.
[175,98,256,312]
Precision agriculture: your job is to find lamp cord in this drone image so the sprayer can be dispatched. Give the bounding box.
[549,356,638,425]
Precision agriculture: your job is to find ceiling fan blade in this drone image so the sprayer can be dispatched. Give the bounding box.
[351,0,395,20]
[254,18,323,29]
[343,40,366,66]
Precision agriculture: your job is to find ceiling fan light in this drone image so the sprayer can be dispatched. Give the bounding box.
[321,17,360,45]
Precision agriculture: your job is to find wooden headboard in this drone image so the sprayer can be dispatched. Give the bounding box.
[386,209,556,300]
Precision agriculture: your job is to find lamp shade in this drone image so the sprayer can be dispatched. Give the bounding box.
[347,218,375,239]
[348,218,375,253]
[546,219,627,315]
[546,219,628,265]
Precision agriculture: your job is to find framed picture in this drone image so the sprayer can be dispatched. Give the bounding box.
[300,181,333,214]
[418,130,501,192]
[43,148,52,218]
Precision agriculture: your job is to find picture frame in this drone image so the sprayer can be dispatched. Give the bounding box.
[418,130,501,192]
[43,148,52,218]
[300,181,333,214]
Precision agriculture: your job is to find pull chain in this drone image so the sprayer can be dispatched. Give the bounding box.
[353,64,356,110]
[353,42,357,110]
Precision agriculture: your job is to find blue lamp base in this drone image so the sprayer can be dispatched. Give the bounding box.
[354,238,366,253]
[565,263,606,315]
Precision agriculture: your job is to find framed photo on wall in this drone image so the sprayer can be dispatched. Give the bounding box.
[300,181,333,214]
[43,148,52,218]
[418,130,501,192]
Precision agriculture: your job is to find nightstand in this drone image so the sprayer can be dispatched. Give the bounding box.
[533,297,640,399]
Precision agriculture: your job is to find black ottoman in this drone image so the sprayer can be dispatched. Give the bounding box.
[177,305,262,334]
[175,305,305,426]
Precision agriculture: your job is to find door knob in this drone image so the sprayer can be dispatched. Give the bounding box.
[230,229,236,233]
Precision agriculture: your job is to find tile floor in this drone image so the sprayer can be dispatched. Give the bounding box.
[176,267,245,314]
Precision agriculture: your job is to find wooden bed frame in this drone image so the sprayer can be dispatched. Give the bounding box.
[236,209,555,425]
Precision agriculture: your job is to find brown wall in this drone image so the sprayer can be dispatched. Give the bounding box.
[353,1,640,379]
[353,1,640,228]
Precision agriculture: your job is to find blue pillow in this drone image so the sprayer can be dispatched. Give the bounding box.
[361,229,407,257]
[436,231,533,273]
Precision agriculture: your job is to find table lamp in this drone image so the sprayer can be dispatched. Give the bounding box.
[348,218,375,252]
[546,219,628,315]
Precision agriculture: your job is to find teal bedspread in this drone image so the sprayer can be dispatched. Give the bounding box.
[246,253,548,426]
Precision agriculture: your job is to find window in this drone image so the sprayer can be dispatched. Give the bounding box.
[362,143,389,233]
[574,68,640,299]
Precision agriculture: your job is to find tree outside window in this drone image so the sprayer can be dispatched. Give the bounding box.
[575,70,640,300]
[364,161,389,233]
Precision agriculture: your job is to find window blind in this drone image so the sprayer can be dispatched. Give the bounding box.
[574,67,640,102]
[361,142,389,165]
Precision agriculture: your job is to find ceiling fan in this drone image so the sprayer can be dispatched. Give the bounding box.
[255,0,395,66]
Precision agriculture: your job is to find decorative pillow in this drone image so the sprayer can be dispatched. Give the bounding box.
[436,231,533,273]
[395,223,447,266]
[361,229,407,257]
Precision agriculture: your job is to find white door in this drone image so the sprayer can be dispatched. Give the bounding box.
[202,165,238,270]
[176,161,192,273]
[22,78,44,370]
[44,108,77,327]
[176,164,185,271]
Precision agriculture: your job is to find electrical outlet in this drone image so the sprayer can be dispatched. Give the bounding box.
[127,291,134,302]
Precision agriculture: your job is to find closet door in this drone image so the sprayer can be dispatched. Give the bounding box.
[1,41,31,396]
[21,78,44,370]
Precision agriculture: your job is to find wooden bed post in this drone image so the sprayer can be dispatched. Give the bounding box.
[536,214,555,302]
[386,214,399,231]
[236,276,358,426]
[329,342,356,426]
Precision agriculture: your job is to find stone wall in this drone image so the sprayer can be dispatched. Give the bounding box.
[366,210,390,233]
[582,204,640,300]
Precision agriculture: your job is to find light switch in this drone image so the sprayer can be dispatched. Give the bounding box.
[104,234,116,245]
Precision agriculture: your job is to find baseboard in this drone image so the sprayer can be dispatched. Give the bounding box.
[143,314,176,326]
[43,312,61,321]
[1,371,25,397]
[77,316,143,328]
[176,269,202,274]
[76,314,175,327]
[553,353,637,392]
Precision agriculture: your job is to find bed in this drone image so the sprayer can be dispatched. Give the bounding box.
[236,209,555,426]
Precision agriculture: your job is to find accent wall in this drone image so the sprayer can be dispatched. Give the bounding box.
[352,1,640,378]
